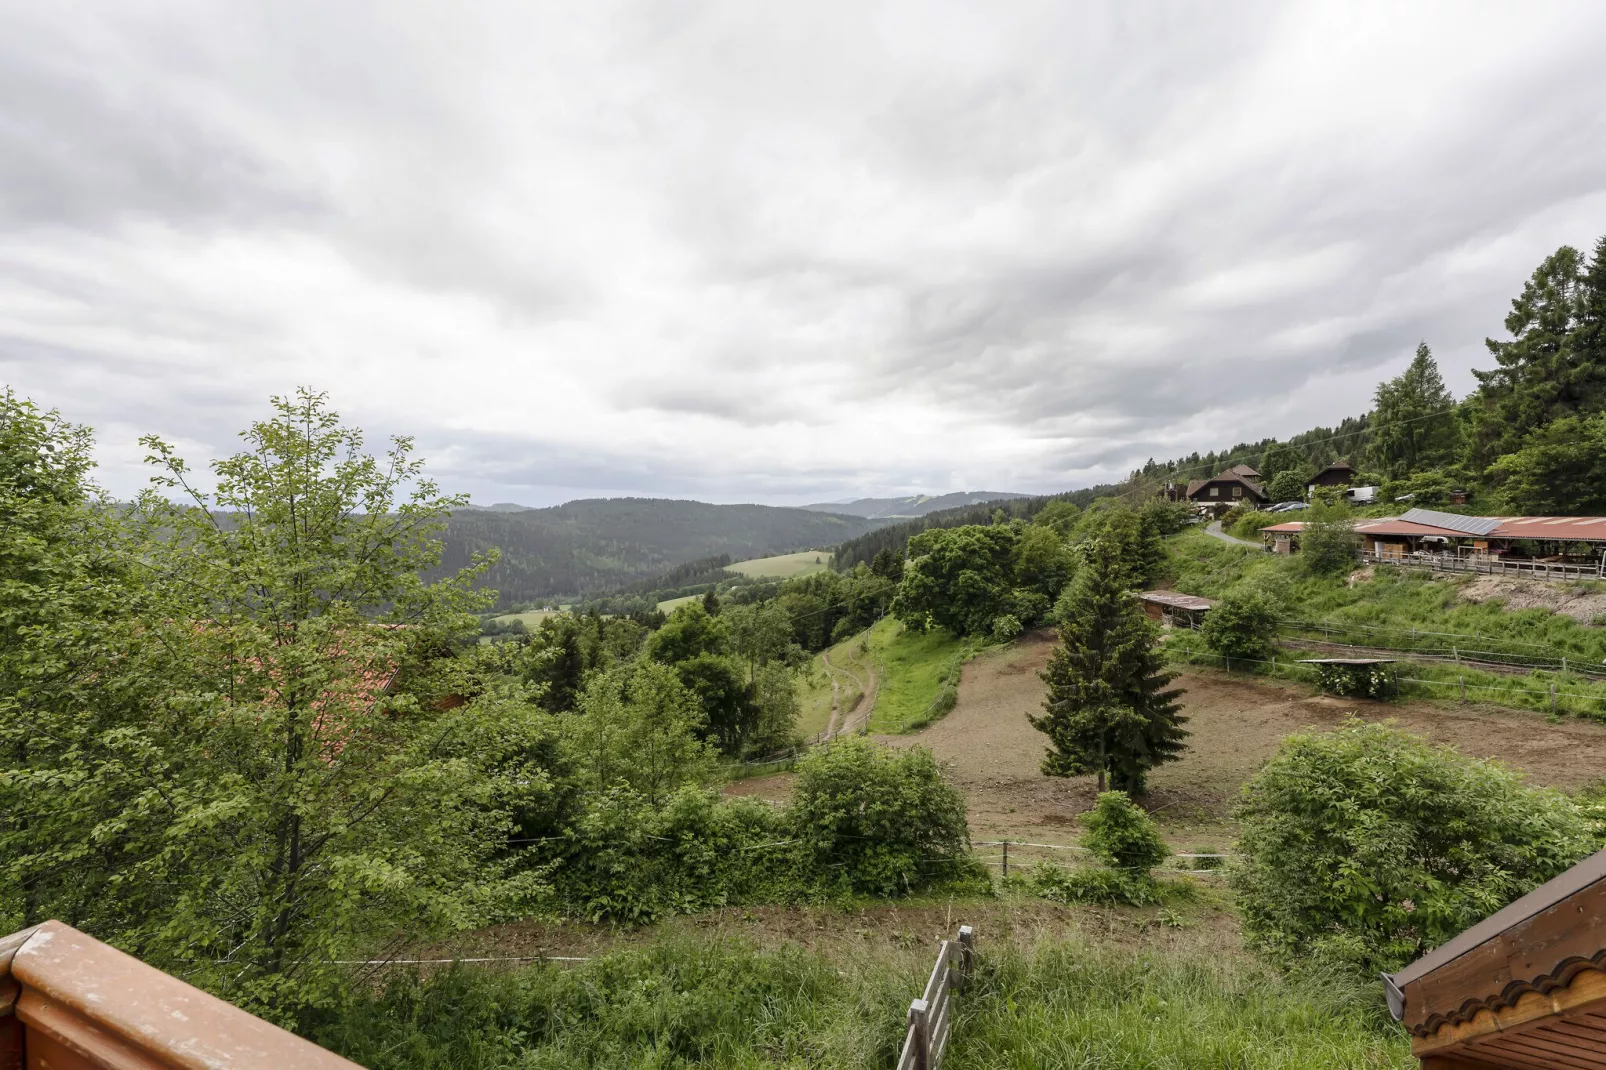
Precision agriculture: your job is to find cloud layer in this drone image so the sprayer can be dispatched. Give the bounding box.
[4,1,1606,505]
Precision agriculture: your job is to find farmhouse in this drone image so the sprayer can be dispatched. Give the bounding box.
[1185,466,1268,514]
[1261,508,1606,577]
[1386,846,1606,1068]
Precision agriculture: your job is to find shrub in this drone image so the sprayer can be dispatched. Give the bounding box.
[1027,862,1162,906]
[1225,510,1281,540]
[552,786,793,922]
[1312,661,1394,699]
[1301,499,1358,576]
[1081,791,1169,871]
[1200,586,1280,662]
[1232,720,1596,971]
[789,738,975,897]
[990,613,1023,643]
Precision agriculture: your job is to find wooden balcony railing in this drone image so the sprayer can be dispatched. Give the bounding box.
[1,920,358,1069]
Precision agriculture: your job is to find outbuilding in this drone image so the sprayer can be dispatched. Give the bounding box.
[1136,591,1214,628]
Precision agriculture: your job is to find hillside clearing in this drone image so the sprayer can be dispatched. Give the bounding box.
[491,609,559,628]
[746,628,1606,850]
[655,593,700,613]
[727,550,833,578]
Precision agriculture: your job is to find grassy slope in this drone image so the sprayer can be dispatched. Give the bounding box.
[727,550,834,579]
[490,609,559,628]
[656,593,702,613]
[309,928,1409,1069]
[1165,528,1606,717]
[862,617,972,733]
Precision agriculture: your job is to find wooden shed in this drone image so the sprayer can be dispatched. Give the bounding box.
[1136,591,1214,628]
[1385,847,1606,1068]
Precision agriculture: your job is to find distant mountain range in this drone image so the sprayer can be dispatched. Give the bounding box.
[800,491,1030,520]
[437,497,891,609]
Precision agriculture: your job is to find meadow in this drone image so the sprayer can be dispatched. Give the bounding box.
[727,550,834,579]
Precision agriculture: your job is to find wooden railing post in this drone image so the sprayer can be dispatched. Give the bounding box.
[907,999,930,1070]
[957,926,974,992]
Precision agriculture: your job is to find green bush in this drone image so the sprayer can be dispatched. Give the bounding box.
[990,613,1023,643]
[1200,586,1280,662]
[1312,661,1394,699]
[1081,790,1168,871]
[1301,499,1359,576]
[1266,469,1307,503]
[1026,862,1162,906]
[1225,509,1281,540]
[552,786,794,923]
[789,738,977,897]
[1232,720,1596,971]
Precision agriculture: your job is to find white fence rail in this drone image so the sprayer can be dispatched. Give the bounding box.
[896,925,974,1070]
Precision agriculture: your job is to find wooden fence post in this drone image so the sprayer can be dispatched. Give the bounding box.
[957,926,974,992]
[907,999,930,1070]
[1460,676,1465,704]
[1001,841,1009,878]
[1551,682,1558,713]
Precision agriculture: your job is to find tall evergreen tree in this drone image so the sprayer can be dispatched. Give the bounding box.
[1368,343,1460,479]
[1470,244,1603,466]
[1030,537,1187,794]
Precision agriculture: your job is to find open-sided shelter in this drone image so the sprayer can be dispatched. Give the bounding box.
[1386,847,1606,1068]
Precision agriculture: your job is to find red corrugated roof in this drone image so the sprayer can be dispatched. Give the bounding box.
[1260,515,1606,542]
[1490,516,1606,541]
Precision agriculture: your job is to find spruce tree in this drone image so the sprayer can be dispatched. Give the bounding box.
[1030,536,1187,794]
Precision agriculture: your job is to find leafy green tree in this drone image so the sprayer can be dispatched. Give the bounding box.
[1031,499,1082,537]
[1201,586,1281,661]
[0,391,146,934]
[868,547,904,582]
[1266,469,1307,503]
[1301,498,1358,576]
[644,602,728,664]
[789,738,971,896]
[7,389,541,1014]
[1081,791,1168,871]
[673,653,755,756]
[1031,537,1188,794]
[1139,498,1193,537]
[723,601,796,685]
[1368,343,1461,479]
[745,661,802,757]
[1259,443,1307,482]
[564,659,717,805]
[1470,243,1606,466]
[1012,523,1073,602]
[1489,413,1606,514]
[1233,721,1595,971]
[893,524,1017,636]
[701,588,721,616]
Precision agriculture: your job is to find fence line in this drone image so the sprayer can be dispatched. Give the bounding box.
[1360,549,1605,582]
[897,925,973,1070]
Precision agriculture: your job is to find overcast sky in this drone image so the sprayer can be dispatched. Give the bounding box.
[4,2,1606,507]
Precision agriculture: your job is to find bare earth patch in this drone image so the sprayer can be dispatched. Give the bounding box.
[1459,574,1606,623]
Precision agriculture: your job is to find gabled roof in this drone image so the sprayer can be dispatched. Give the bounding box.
[1227,464,1260,478]
[1187,471,1267,500]
[1137,591,1215,611]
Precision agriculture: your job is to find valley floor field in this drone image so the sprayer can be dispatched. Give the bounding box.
[744,628,1606,850]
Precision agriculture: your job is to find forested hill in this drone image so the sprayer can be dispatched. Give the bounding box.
[436,498,886,608]
[833,486,1116,570]
[801,490,1029,519]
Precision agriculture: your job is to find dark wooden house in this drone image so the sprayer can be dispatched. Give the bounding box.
[1386,846,1606,1068]
[1185,470,1268,513]
[1136,591,1214,628]
[1308,461,1357,490]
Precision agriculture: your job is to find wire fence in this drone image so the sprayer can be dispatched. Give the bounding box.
[1169,640,1606,717]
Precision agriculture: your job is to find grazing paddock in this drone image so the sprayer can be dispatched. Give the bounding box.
[656,593,701,613]
[728,550,833,579]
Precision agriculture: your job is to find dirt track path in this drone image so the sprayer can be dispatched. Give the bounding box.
[820,637,877,739]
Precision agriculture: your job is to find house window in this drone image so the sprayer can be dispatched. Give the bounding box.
[1232,486,1242,499]
[1209,486,1219,498]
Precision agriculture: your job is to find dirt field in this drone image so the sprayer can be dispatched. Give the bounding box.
[732,628,1606,849]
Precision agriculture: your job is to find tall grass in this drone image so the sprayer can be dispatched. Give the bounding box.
[305,934,1411,1069]
[954,939,1411,1069]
